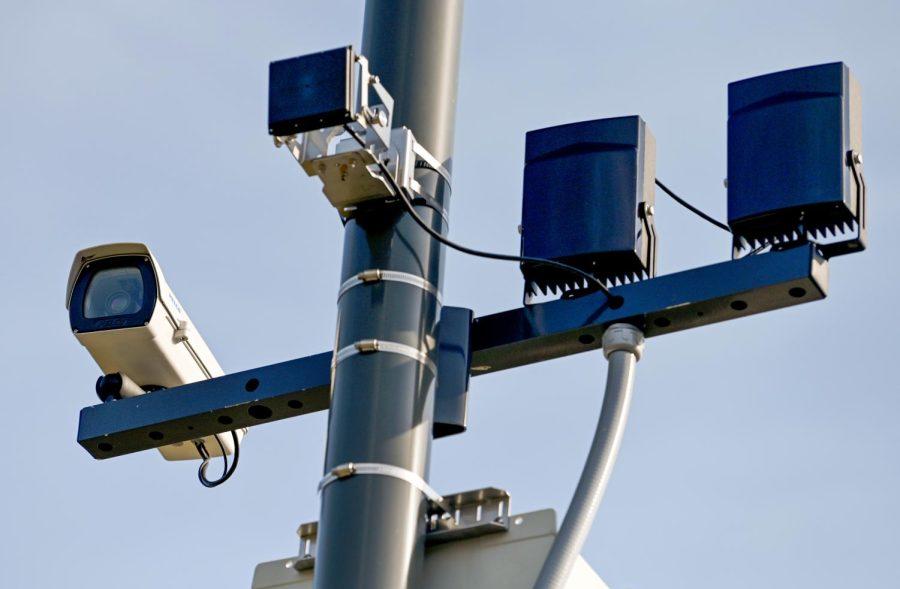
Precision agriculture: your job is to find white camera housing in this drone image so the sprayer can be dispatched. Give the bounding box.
[66,243,243,461]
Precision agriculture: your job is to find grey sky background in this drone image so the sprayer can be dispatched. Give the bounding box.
[2,1,899,587]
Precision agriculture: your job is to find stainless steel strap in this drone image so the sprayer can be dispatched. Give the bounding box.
[318,462,444,505]
[333,339,437,374]
[337,269,442,304]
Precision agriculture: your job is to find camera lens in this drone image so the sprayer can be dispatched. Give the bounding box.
[105,291,134,315]
[84,267,145,319]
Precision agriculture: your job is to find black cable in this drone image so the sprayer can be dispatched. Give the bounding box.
[655,179,731,233]
[343,125,616,301]
[397,186,616,299]
[196,430,240,488]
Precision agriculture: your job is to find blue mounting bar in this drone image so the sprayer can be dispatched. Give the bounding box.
[471,244,827,374]
[78,245,827,460]
[78,352,333,459]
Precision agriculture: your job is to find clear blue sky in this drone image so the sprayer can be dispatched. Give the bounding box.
[3,1,899,587]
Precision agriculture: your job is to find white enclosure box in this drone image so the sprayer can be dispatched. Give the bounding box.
[252,509,609,589]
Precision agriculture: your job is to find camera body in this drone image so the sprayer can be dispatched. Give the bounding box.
[66,243,241,461]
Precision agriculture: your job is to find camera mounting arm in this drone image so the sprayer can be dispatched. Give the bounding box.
[269,47,449,216]
[77,244,827,460]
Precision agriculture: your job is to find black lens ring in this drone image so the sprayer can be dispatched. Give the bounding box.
[69,255,157,333]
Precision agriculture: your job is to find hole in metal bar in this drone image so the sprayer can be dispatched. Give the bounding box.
[98,442,113,452]
[248,405,273,420]
[148,431,164,441]
[245,378,260,392]
[696,311,704,317]
[653,317,671,328]
[218,415,234,425]
[730,300,748,311]
[608,296,624,310]
[789,287,807,298]
[578,334,595,345]
[287,399,304,410]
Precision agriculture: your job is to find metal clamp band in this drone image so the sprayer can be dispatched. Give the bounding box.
[318,462,444,506]
[334,339,437,374]
[411,141,452,189]
[337,269,442,304]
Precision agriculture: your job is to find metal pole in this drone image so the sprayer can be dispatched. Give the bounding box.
[314,2,463,588]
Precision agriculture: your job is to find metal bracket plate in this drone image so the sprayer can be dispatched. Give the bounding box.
[426,487,511,546]
[290,486,511,572]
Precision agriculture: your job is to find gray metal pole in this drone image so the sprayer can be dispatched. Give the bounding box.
[313,2,463,589]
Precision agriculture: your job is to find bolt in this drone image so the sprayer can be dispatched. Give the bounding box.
[646,205,655,216]
[853,152,863,165]
[365,107,388,127]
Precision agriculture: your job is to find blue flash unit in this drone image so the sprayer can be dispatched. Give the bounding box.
[520,115,657,298]
[727,62,865,257]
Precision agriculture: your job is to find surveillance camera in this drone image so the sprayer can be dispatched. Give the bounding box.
[66,242,244,461]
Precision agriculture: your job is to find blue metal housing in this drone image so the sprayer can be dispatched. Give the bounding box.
[727,62,864,255]
[268,46,354,136]
[434,306,473,438]
[520,116,656,296]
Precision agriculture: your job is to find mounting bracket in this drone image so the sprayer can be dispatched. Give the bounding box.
[77,245,826,459]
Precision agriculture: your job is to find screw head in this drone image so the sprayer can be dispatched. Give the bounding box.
[365,107,388,127]
[853,152,863,165]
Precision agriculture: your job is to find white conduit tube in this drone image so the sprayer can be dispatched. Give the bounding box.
[534,323,645,589]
